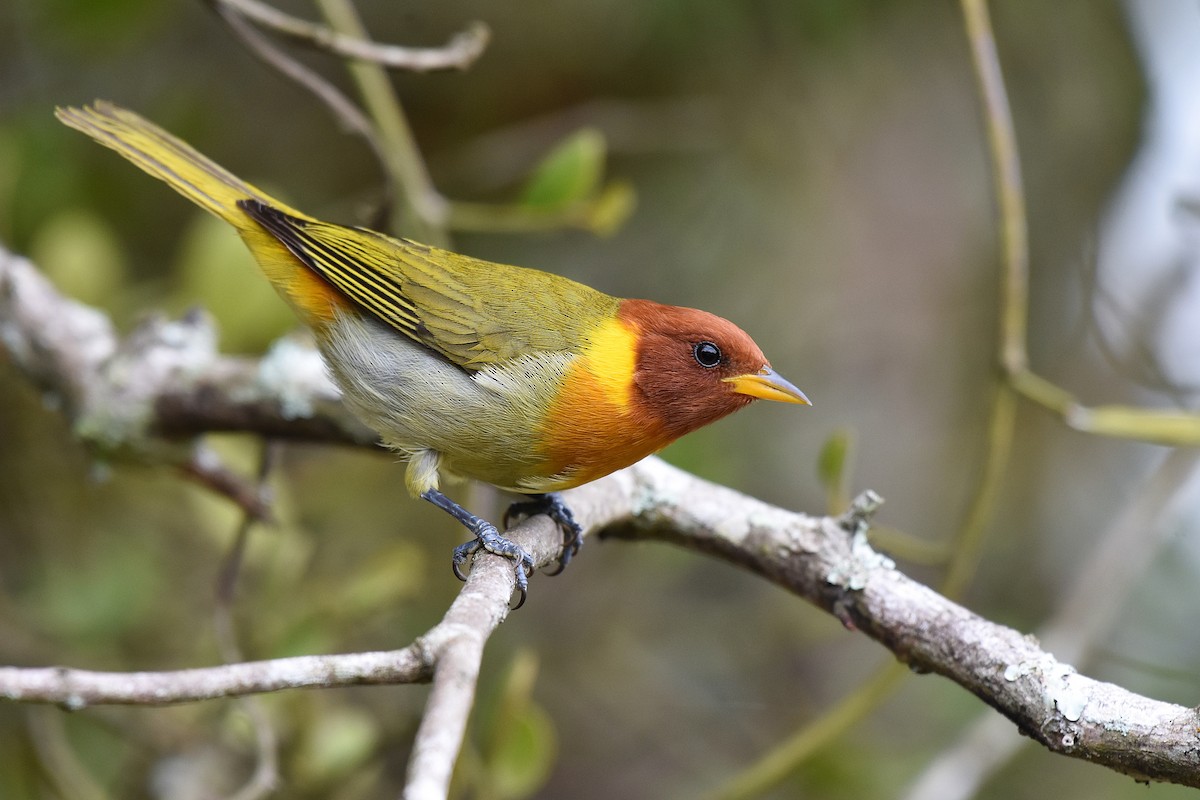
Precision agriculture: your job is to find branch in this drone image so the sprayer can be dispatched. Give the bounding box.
[210,0,490,72]
[314,0,451,243]
[3,456,1199,788]
[211,0,396,228]
[4,245,1200,788]
[902,448,1200,800]
[579,465,1200,788]
[0,246,375,451]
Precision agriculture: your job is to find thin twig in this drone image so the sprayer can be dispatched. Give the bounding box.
[315,0,450,243]
[962,0,1028,377]
[179,442,274,524]
[213,0,489,72]
[213,441,282,800]
[0,650,431,706]
[941,0,1025,601]
[447,196,628,235]
[210,0,396,224]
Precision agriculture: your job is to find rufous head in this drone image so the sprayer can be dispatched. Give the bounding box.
[619,299,809,438]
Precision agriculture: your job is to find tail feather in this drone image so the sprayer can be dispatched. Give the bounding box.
[57,101,344,327]
[55,101,298,228]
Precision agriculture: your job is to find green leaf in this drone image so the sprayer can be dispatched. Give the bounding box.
[817,429,852,490]
[817,428,855,514]
[520,129,607,211]
[583,180,637,236]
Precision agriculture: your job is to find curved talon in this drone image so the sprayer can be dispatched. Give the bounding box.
[505,493,584,577]
[451,538,481,582]
[543,533,582,576]
[452,523,534,608]
[501,503,522,530]
[421,487,538,607]
[506,546,532,610]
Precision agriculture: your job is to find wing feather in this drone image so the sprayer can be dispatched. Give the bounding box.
[237,200,620,370]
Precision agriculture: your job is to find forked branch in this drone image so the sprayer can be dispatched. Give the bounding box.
[3,245,1199,791]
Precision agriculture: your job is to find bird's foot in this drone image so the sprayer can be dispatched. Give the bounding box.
[504,493,583,576]
[422,488,535,609]
[451,524,536,608]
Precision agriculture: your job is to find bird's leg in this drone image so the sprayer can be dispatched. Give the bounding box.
[503,493,583,576]
[421,488,535,609]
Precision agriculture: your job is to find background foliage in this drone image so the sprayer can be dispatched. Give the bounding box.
[4,1,1196,798]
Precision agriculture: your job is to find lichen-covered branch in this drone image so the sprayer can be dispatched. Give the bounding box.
[580,464,1200,788]
[0,246,375,451]
[3,244,1199,789]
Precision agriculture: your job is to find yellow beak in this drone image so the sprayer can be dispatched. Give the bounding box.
[724,367,811,405]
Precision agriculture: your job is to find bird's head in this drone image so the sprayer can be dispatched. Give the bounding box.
[619,299,809,438]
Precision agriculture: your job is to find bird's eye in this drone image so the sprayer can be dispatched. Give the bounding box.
[693,341,722,368]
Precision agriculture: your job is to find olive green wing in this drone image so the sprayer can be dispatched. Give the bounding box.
[239,200,618,370]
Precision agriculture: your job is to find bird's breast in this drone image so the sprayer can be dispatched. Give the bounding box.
[532,317,673,490]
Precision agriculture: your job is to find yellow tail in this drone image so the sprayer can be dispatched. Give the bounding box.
[55,101,303,227]
[57,101,345,325]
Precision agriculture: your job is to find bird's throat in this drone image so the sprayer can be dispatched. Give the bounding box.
[533,316,672,488]
[579,316,638,414]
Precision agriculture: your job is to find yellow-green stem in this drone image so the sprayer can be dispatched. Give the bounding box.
[941,382,1017,599]
[314,0,449,245]
[962,0,1028,377]
[941,0,1027,599]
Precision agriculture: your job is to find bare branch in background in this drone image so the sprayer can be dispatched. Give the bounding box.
[213,442,282,800]
[179,442,275,523]
[210,0,489,72]
[210,0,397,224]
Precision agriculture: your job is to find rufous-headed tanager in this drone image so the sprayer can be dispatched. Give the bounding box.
[57,101,810,606]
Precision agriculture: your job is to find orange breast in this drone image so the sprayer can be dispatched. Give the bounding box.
[535,318,673,489]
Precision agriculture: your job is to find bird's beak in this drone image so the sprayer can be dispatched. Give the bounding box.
[724,366,811,405]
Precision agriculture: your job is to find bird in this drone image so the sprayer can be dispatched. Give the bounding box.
[57,101,810,607]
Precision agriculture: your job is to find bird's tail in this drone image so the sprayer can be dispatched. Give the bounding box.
[55,101,301,228]
[56,101,351,327]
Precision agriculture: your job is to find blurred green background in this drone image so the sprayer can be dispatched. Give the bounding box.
[3,1,1196,798]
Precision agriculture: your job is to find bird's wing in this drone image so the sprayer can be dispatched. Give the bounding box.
[239,201,616,370]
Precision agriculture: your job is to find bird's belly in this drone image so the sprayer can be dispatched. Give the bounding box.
[318,312,569,492]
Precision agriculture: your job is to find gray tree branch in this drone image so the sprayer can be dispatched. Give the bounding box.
[2,244,1199,791]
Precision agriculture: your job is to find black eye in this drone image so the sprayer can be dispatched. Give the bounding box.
[693,341,722,368]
